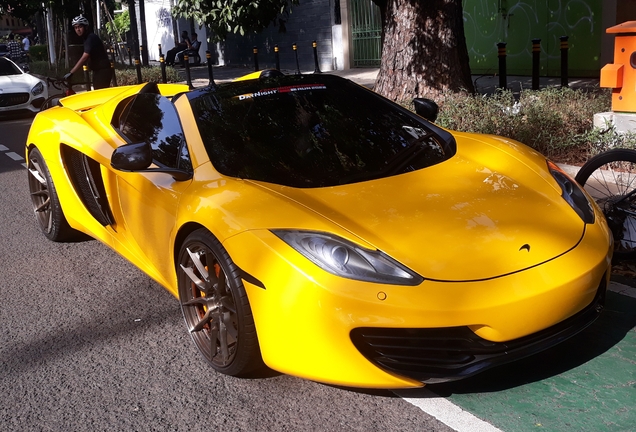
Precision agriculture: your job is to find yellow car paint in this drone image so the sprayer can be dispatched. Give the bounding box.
[25,75,613,388]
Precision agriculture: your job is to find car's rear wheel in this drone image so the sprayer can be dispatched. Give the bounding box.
[27,147,77,241]
[178,229,263,376]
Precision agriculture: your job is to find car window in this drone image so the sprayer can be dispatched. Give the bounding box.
[114,93,192,172]
[188,75,455,188]
[0,58,21,76]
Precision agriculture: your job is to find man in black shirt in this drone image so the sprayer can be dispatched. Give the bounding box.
[65,15,113,89]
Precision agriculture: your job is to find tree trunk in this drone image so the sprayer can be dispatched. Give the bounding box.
[374,0,474,102]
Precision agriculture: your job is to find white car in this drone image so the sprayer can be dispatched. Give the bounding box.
[0,56,47,115]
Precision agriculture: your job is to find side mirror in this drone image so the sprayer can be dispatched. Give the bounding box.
[413,98,439,123]
[111,142,152,171]
[110,141,193,181]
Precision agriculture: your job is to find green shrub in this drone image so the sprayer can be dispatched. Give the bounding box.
[28,60,67,77]
[29,62,181,86]
[115,65,181,85]
[432,87,615,163]
[29,45,48,62]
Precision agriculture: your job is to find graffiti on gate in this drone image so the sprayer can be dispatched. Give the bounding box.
[463,0,601,76]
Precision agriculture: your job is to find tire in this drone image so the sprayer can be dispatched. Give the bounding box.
[178,229,263,376]
[40,95,63,111]
[575,148,636,261]
[27,147,78,241]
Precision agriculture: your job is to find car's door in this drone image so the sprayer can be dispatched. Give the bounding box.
[110,90,193,289]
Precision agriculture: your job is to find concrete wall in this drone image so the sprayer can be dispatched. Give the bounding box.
[133,0,209,62]
[215,0,340,72]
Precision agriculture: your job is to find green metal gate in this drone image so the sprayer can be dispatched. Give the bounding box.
[351,0,382,67]
[463,0,602,77]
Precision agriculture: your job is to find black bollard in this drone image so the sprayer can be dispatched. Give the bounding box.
[312,41,321,73]
[206,51,216,87]
[184,54,193,89]
[253,46,259,71]
[532,39,541,90]
[274,44,280,70]
[160,55,167,83]
[83,65,91,91]
[135,58,142,83]
[158,43,162,58]
[497,42,507,89]
[127,46,132,66]
[293,43,301,75]
[560,36,569,87]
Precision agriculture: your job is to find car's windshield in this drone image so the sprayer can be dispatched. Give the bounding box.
[0,58,21,76]
[188,75,455,188]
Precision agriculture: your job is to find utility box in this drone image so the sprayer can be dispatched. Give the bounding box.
[601,21,636,112]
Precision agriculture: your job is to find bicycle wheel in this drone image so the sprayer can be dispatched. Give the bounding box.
[575,148,636,261]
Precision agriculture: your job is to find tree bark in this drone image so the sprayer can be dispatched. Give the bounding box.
[374,0,474,102]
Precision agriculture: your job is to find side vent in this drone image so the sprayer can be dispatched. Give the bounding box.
[62,145,114,226]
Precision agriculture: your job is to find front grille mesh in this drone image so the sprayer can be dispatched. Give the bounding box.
[0,92,29,107]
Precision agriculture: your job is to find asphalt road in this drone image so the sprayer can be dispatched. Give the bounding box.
[0,117,453,431]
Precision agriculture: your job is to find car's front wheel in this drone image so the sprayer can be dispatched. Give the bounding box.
[178,229,263,376]
[27,147,77,241]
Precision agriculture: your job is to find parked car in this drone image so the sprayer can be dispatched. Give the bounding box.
[0,56,47,115]
[25,72,612,388]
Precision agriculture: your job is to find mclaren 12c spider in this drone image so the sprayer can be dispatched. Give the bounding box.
[26,72,612,388]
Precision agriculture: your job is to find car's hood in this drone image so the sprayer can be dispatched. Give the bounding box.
[0,73,40,92]
[251,133,586,281]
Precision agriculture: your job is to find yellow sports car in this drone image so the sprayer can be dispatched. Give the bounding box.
[26,72,612,388]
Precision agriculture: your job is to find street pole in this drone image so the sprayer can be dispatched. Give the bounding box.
[139,0,149,65]
[127,0,140,62]
[46,4,56,65]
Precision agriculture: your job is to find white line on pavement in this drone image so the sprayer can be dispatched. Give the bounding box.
[395,282,634,432]
[395,387,503,432]
[0,144,8,151]
[6,152,24,161]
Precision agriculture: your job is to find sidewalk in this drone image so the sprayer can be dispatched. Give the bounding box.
[175,64,600,94]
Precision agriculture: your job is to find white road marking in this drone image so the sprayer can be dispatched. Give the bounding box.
[394,281,634,432]
[6,151,23,161]
[0,144,8,151]
[395,387,503,432]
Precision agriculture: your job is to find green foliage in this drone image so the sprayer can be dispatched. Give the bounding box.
[29,45,48,61]
[28,60,66,77]
[173,0,299,41]
[29,62,181,86]
[106,9,130,41]
[115,66,181,86]
[432,87,625,163]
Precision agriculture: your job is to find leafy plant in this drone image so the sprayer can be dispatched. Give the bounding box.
[115,66,181,85]
[173,0,299,41]
[432,87,619,163]
[105,9,130,42]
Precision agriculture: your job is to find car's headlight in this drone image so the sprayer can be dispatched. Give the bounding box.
[31,81,44,96]
[548,161,595,224]
[272,230,424,285]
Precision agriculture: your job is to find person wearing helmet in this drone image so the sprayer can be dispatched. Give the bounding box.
[65,15,112,89]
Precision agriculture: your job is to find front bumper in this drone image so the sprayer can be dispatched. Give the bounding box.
[223,219,612,388]
[351,274,606,384]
